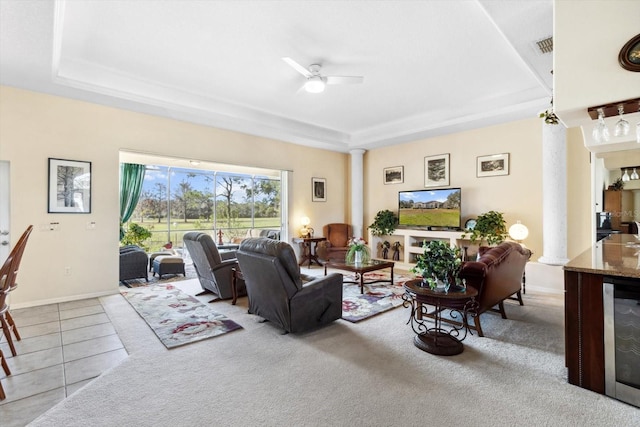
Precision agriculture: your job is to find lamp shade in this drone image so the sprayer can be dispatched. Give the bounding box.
[301,216,311,226]
[508,221,529,241]
[304,76,325,93]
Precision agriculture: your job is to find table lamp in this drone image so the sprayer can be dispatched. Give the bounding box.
[508,221,529,245]
[300,216,311,238]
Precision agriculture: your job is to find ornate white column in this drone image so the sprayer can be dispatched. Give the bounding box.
[350,149,365,238]
[538,122,570,265]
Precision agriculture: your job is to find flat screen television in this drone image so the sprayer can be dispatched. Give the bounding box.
[398,188,461,229]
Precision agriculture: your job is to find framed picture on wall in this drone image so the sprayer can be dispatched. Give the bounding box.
[477,153,510,177]
[618,33,640,72]
[48,158,92,213]
[424,154,450,187]
[312,177,326,202]
[383,166,404,184]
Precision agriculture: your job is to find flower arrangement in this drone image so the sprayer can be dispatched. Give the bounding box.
[346,237,371,264]
[410,240,463,290]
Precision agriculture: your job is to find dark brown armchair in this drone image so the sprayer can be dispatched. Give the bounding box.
[316,223,352,261]
[458,241,531,337]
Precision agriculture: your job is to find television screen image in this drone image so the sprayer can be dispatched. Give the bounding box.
[398,188,461,229]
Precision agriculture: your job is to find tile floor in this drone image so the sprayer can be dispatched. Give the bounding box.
[0,298,128,427]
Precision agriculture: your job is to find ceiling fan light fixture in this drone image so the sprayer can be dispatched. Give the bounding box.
[304,76,325,93]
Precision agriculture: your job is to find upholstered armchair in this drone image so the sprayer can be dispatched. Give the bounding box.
[316,223,352,261]
[458,241,531,337]
[119,245,149,285]
[183,232,245,301]
[236,237,343,333]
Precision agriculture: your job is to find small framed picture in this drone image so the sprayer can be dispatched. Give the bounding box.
[48,158,92,213]
[383,166,404,184]
[312,177,326,202]
[424,154,450,187]
[477,153,510,178]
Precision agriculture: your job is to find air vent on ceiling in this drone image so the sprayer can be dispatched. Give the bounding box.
[536,36,553,54]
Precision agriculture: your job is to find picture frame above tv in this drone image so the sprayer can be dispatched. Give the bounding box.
[398,188,461,230]
[424,154,450,187]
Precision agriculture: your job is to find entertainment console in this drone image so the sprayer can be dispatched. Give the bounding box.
[368,228,475,271]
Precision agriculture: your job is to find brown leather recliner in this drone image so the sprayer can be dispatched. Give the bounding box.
[316,223,352,261]
[236,238,343,333]
[458,241,531,337]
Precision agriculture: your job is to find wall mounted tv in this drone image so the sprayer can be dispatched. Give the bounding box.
[398,188,461,230]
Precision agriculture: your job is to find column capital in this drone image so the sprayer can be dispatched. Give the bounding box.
[349,149,366,156]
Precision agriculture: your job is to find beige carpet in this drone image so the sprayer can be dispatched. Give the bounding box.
[30,279,640,426]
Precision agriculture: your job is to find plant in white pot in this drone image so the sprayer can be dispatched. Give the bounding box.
[346,237,371,264]
[410,240,463,291]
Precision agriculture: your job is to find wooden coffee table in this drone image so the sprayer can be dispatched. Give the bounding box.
[403,279,478,356]
[324,259,394,294]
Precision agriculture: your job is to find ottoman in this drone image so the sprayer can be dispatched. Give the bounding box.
[149,249,177,271]
[152,255,185,279]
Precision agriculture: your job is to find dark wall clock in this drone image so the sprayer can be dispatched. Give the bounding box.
[619,33,640,72]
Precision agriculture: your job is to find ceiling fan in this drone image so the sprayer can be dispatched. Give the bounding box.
[281,57,364,93]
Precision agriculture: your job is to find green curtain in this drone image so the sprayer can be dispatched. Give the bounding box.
[119,163,146,240]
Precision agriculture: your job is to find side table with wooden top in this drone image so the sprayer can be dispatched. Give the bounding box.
[231,266,244,306]
[403,279,478,356]
[292,237,326,268]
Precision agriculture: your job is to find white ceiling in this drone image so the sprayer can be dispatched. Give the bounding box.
[0,0,553,152]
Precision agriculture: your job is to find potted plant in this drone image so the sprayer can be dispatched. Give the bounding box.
[369,209,398,236]
[462,210,507,246]
[346,237,371,264]
[410,240,463,291]
[120,222,152,251]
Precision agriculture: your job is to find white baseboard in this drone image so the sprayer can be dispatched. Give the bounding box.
[524,262,565,295]
[10,289,121,310]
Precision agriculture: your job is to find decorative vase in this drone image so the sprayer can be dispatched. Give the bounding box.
[354,250,363,264]
[435,278,448,292]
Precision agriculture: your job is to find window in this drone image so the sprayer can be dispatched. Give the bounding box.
[128,165,281,251]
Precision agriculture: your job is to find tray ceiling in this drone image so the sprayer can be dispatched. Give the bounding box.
[0,0,553,152]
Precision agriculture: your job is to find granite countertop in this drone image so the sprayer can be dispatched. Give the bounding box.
[564,233,640,279]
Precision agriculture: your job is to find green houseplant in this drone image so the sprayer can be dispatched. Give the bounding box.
[462,210,508,246]
[369,209,399,236]
[410,240,463,290]
[120,222,152,250]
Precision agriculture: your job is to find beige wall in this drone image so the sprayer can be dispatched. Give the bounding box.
[0,86,349,306]
[554,0,640,124]
[1,85,593,306]
[365,118,592,263]
[365,118,545,258]
[566,127,593,258]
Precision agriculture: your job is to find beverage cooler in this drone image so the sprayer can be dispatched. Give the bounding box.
[603,276,640,408]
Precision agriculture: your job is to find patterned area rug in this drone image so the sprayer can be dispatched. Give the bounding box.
[341,272,411,322]
[121,283,242,348]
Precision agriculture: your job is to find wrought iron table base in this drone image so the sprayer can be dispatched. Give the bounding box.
[403,280,478,356]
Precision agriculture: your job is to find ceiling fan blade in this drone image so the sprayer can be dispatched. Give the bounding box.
[282,57,312,78]
[326,75,364,85]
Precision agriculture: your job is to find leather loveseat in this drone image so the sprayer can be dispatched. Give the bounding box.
[236,237,343,333]
[458,241,531,337]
